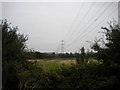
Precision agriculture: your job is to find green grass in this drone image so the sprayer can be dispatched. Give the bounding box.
[28,58,76,71]
[36,60,63,71]
[28,58,101,71]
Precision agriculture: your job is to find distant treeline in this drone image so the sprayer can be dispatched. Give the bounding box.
[25,51,97,60]
[25,51,76,59]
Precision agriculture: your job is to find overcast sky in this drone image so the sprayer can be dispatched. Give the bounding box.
[2,2,118,53]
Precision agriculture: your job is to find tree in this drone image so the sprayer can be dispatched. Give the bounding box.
[2,19,28,61]
[76,53,80,64]
[76,47,85,64]
[80,47,85,64]
[2,19,28,89]
[91,21,120,65]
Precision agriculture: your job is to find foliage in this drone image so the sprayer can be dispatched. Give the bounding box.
[17,64,120,89]
[91,21,120,65]
[2,19,28,90]
[2,19,28,62]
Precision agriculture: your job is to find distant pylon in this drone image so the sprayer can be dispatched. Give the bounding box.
[61,40,64,53]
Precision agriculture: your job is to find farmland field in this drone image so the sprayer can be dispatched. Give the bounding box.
[28,58,76,71]
[27,58,101,71]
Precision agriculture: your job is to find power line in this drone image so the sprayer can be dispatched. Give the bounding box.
[55,40,65,53]
[65,2,107,44]
[66,2,112,46]
[65,2,113,48]
[67,6,118,50]
[63,2,86,40]
[55,2,86,53]
[75,7,118,48]
[64,2,95,41]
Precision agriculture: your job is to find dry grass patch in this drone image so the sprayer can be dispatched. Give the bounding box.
[59,60,76,65]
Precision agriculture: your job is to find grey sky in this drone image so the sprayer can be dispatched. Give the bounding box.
[2,2,118,53]
[0,2,2,20]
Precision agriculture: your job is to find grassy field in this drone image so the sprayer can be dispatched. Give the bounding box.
[28,58,76,71]
[28,58,101,71]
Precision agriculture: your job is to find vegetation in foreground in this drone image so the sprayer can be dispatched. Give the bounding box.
[2,19,120,90]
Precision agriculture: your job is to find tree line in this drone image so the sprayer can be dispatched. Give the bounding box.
[25,50,96,60]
